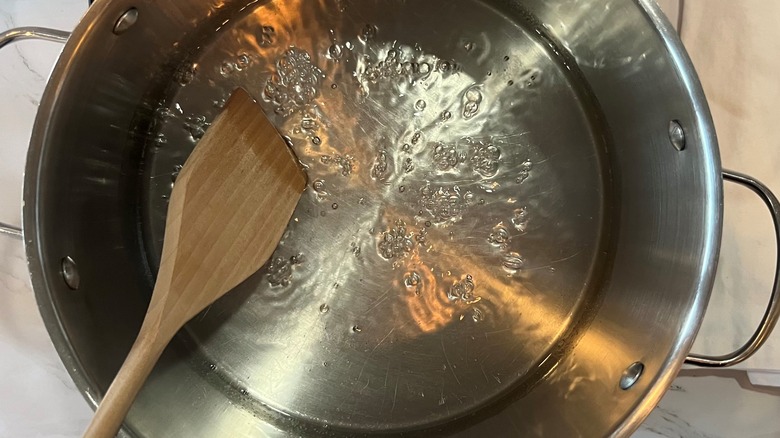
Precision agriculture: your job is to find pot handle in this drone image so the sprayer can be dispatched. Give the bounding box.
[0,27,70,238]
[0,27,69,50]
[686,170,780,367]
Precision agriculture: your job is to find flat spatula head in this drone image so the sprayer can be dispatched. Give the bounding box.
[151,87,306,335]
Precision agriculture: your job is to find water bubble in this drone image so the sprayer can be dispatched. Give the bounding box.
[153,106,175,122]
[488,224,509,246]
[319,303,330,313]
[365,69,380,83]
[312,136,322,145]
[386,48,399,61]
[414,228,429,248]
[263,48,324,116]
[419,184,470,224]
[339,157,355,176]
[464,41,475,52]
[462,85,483,120]
[399,185,406,193]
[359,24,377,42]
[440,110,452,122]
[220,61,236,76]
[472,307,484,322]
[502,252,525,272]
[320,154,357,176]
[404,271,422,294]
[331,83,338,89]
[515,159,533,183]
[507,80,514,86]
[414,99,427,111]
[448,275,478,303]
[504,55,510,62]
[331,203,339,210]
[184,115,209,141]
[402,158,414,173]
[267,255,297,287]
[291,253,305,264]
[377,220,414,260]
[345,41,354,50]
[235,53,250,70]
[511,207,529,231]
[411,132,422,144]
[418,62,432,75]
[401,143,411,153]
[209,364,217,371]
[175,64,196,86]
[328,43,344,60]
[437,59,453,72]
[301,117,317,131]
[433,143,460,171]
[371,150,391,180]
[468,139,501,177]
[352,324,363,333]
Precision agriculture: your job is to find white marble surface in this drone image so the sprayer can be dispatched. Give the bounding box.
[0,3,94,437]
[634,375,780,438]
[0,0,779,437]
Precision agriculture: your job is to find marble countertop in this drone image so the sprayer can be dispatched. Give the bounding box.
[1,0,778,437]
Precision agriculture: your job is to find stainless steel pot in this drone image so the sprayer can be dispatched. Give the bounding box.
[2,0,780,436]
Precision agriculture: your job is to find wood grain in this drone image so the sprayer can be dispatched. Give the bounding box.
[83,88,306,438]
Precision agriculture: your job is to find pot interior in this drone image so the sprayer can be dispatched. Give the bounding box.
[26,0,721,436]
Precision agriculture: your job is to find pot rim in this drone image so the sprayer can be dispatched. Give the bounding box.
[608,0,722,434]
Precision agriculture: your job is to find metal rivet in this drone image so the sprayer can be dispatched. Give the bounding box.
[668,120,686,151]
[61,256,80,290]
[113,8,138,35]
[619,362,644,390]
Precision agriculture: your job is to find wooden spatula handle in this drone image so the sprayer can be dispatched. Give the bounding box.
[83,333,167,438]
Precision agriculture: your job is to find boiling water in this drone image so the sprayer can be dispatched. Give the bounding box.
[140,0,610,431]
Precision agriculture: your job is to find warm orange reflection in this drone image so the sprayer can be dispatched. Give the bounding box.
[390,226,571,347]
[396,255,455,335]
[233,0,581,351]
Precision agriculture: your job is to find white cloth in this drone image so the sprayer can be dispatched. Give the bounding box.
[679,1,780,379]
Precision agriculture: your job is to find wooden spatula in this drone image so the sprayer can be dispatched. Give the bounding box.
[83,88,307,438]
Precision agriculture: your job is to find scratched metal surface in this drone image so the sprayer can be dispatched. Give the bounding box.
[138,0,609,431]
